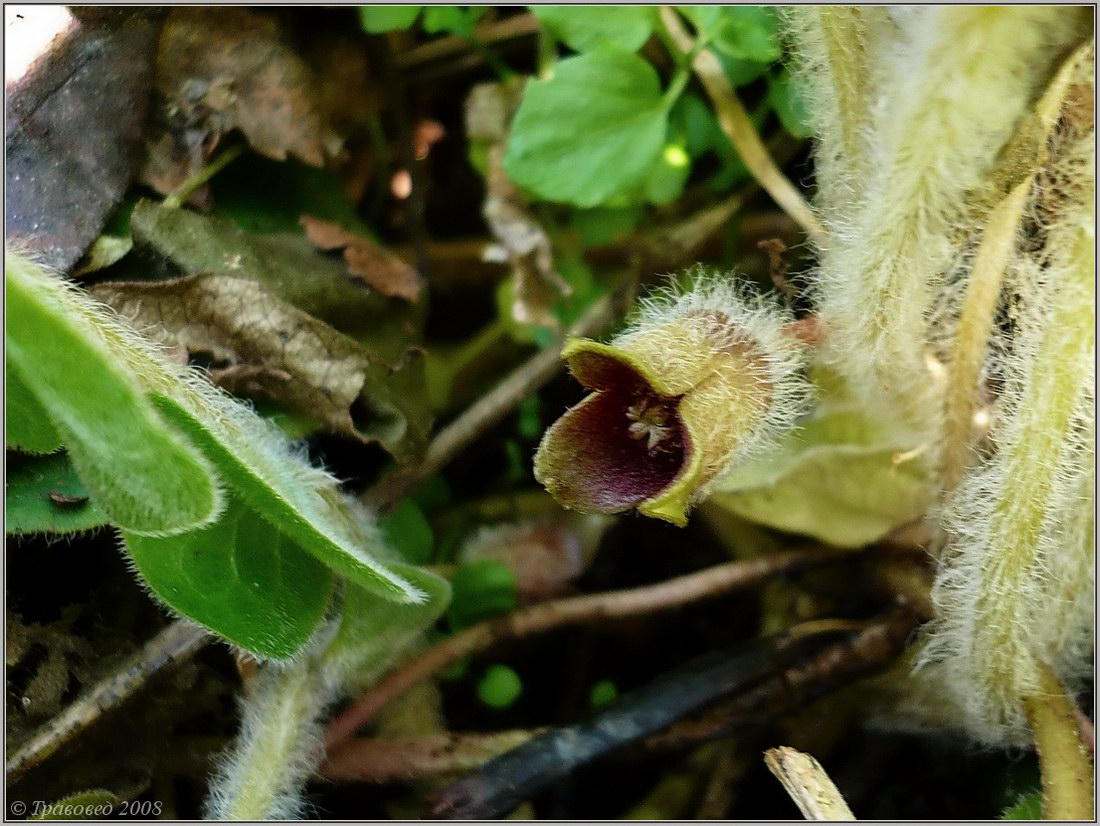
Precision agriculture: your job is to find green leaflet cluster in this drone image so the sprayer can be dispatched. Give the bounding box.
[495,7,806,210]
[6,249,443,659]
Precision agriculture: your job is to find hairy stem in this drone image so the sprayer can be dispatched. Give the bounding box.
[206,659,328,820]
[1025,663,1095,820]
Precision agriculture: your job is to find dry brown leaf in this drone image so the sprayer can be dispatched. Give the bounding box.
[300,214,425,302]
[90,274,431,461]
[465,81,568,330]
[140,7,333,195]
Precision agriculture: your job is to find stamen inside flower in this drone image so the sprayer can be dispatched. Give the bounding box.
[625,393,681,454]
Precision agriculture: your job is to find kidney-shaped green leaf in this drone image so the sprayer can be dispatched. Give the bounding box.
[504,46,671,208]
[124,496,334,659]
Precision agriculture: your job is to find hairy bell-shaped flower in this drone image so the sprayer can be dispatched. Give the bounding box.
[534,279,810,526]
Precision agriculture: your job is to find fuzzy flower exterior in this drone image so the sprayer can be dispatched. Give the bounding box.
[534,280,810,526]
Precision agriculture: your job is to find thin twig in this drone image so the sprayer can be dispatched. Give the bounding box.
[162,144,244,209]
[658,7,826,248]
[639,610,919,752]
[6,621,209,780]
[361,284,625,513]
[324,546,844,750]
[397,13,540,70]
[764,746,856,820]
[321,729,546,783]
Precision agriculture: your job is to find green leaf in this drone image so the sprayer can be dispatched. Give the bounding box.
[533,6,655,52]
[150,394,425,604]
[447,559,517,630]
[768,68,813,139]
[589,678,618,708]
[644,141,692,205]
[379,498,435,565]
[710,6,781,63]
[715,53,772,87]
[6,452,108,536]
[504,46,672,208]
[323,563,451,686]
[359,6,421,33]
[6,359,62,454]
[5,252,221,537]
[477,663,523,709]
[1002,791,1043,820]
[124,496,334,659]
[422,6,486,36]
[571,205,642,247]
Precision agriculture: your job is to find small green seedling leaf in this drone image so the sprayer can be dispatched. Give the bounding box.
[379,498,435,565]
[477,664,523,709]
[6,452,108,536]
[324,563,451,686]
[504,45,672,208]
[124,495,334,659]
[359,6,421,33]
[589,679,618,708]
[5,252,221,537]
[533,6,655,53]
[447,559,517,630]
[6,360,62,454]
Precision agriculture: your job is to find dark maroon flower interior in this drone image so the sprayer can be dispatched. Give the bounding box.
[536,360,688,513]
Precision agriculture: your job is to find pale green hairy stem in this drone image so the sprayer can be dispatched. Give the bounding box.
[780,7,887,223]
[940,42,1090,491]
[211,657,327,821]
[206,569,449,819]
[977,218,1094,718]
[925,184,1095,740]
[809,8,1082,427]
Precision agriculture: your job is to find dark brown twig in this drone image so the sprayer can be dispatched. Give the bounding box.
[428,621,880,819]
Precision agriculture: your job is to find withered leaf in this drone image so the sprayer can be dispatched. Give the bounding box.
[91,274,432,463]
[127,200,424,363]
[5,10,164,270]
[465,82,568,330]
[140,7,333,195]
[300,214,424,302]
